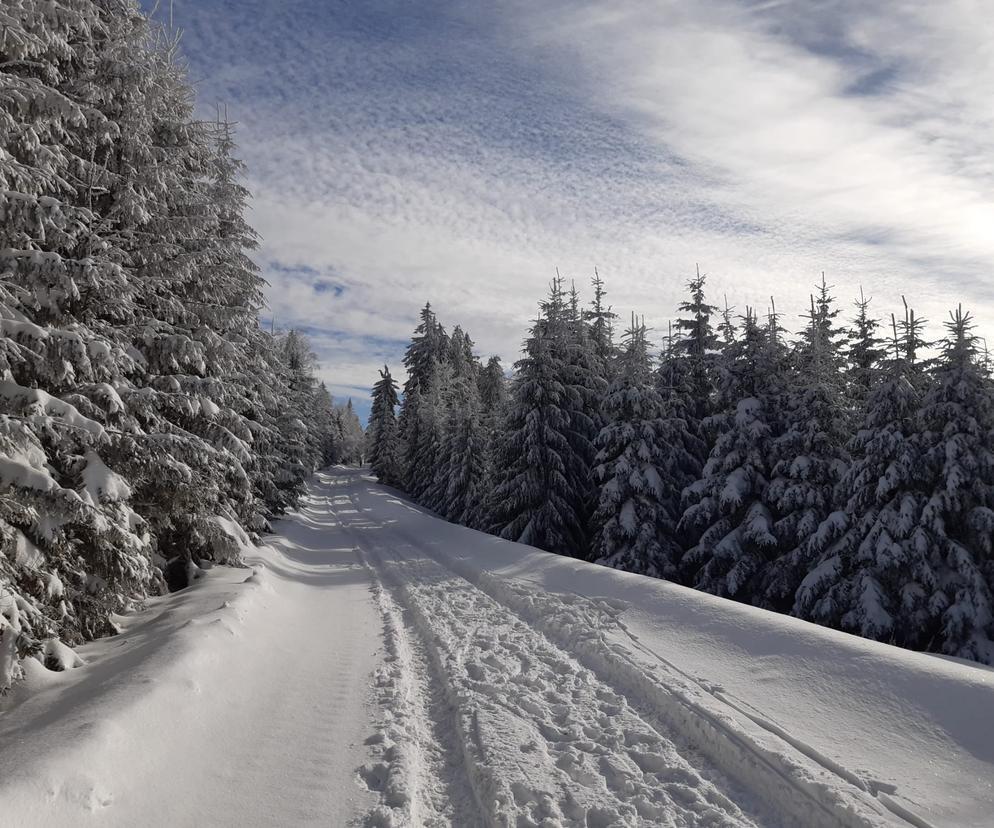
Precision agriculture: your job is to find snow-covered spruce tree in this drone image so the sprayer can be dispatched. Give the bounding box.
[0,0,157,677]
[488,289,589,556]
[562,281,606,554]
[408,358,448,505]
[473,355,507,529]
[914,307,994,661]
[845,287,886,406]
[1,1,338,688]
[367,366,404,486]
[268,330,322,503]
[311,384,338,466]
[107,27,261,568]
[673,266,720,423]
[425,325,477,511]
[583,270,618,384]
[654,273,722,553]
[194,115,282,532]
[680,308,787,600]
[399,302,449,485]
[591,318,679,577]
[717,295,737,348]
[185,114,294,523]
[478,355,508,431]
[447,324,479,375]
[440,355,488,526]
[332,399,365,466]
[654,329,710,569]
[761,287,850,611]
[237,328,299,518]
[794,307,935,648]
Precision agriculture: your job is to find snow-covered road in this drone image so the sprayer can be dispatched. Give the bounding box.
[3,468,992,827]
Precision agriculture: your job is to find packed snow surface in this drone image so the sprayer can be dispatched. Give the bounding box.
[2,468,992,827]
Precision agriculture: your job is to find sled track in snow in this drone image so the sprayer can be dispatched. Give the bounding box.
[325,470,922,828]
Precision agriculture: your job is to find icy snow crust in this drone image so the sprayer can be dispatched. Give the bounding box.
[1,468,991,827]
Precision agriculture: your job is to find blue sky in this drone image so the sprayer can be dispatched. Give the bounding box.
[150,0,994,422]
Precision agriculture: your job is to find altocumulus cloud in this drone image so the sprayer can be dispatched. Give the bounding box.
[151,0,994,419]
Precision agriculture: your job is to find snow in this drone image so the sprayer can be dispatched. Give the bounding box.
[0,448,63,497]
[80,451,132,504]
[0,380,106,440]
[2,467,992,827]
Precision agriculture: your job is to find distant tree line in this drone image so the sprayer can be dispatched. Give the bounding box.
[368,272,994,665]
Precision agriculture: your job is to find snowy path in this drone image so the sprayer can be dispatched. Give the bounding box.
[325,470,904,828]
[4,468,992,827]
[0,484,383,826]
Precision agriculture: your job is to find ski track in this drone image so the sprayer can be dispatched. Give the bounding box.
[326,473,770,828]
[321,468,912,828]
[313,488,482,828]
[357,547,484,827]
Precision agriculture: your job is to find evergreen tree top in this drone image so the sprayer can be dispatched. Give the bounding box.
[674,265,720,359]
[939,305,979,371]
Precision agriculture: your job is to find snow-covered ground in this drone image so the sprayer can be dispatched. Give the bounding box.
[2,468,992,827]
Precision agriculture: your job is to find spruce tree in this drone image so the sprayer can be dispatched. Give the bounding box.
[591,318,678,577]
[0,0,154,660]
[845,288,886,404]
[655,328,709,566]
[441,367,488,526]
[656,274,722,554]
[762,288,849,611]
[408,359,447,506]
[399,302,448,444]
[796,308,935,647]
[474,355,507,529]
[561,282,605,554]
[915,308,994,661]
[426,326,477,509]
[680,309,785,600]
[673,266,720,422]
[368,367,404,486]
[583,270,617,382]
[1,1,339,690]
[325,399,364,466]
[478,356,508,424]
[312,384,338,466]
[399,303,449,495]
[488,288,588,556]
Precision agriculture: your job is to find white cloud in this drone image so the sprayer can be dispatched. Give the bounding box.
[165,0,994,411]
